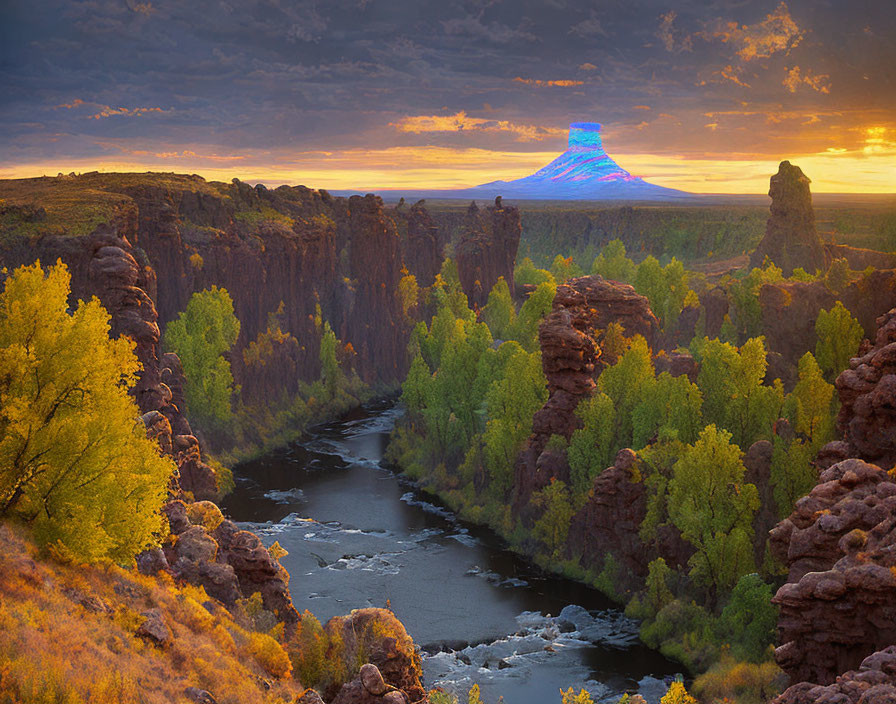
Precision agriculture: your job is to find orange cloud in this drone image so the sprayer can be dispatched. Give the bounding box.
[89,106,165,119]
[633,105,651,110]
[719,65,751,88]
[783,66,831,94]
[579,63,598,71]
[56,99,86,109]
[390,111,566,142]
[512,77,584,87]
[709,1,803,61]
[55,99,165,119]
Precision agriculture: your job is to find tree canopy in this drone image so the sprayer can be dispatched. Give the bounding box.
[0,261,172,562]
[165,286,241,426]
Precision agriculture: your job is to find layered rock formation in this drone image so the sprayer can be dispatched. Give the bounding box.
[393,199,446,288]
[0,173,455,390]
[455,198,521,309]
[512,275,659,512]
[773,647,896,704]
[771,458,896,687]
[772,310,896,694]
[750,161,830,276]
[833,308,896,468]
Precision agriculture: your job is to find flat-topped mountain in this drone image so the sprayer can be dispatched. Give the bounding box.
[468,122,687,200]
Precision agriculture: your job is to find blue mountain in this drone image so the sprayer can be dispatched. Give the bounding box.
[463,122,687,200]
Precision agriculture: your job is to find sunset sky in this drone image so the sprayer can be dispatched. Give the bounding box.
[1,0,894,193]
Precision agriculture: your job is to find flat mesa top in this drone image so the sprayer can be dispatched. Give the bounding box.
[568,123,604,149]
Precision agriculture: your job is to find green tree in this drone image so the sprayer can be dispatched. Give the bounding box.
[507,280,556,351]
[786,352,836,446]
[483,347,547,497]
[550,254,582,283]
[401,353,431,421]
[591,239,636,283]
[480,277,516,340]
[815,301,863,380]
[567,392,616,496]
[319,320,341,396]
[728,263,783,341]
[717,573,777,662]
[532,479,574,555]
[0,261,172,562]
[598,335,655,449]
[694,337,783,448]
[514,257,555,288]
[165,286,241,425]
[667,425,759,597]
[632,372,703,448]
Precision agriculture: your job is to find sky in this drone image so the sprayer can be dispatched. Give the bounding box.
[1,0,894,193]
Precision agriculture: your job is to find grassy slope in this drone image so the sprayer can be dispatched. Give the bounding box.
[0,523,303,704]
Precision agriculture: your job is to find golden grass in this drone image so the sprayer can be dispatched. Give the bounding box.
[0,523,302,704]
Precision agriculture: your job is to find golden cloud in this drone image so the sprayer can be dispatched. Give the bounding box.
[512,77,584,87]
[390,111,566,142]
[709,1,803,61]
[55,99,166,119]
[783,66,831,94]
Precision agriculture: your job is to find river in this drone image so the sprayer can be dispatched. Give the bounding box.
[222,402,681,704]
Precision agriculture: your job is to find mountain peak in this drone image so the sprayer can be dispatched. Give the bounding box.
[469,121,687,200]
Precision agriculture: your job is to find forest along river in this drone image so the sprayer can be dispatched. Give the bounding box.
[223,403,681,704]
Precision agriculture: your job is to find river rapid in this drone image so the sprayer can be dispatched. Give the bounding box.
[222,403,682,704]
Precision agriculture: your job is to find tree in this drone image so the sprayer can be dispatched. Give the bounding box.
[480,277,515,340]
[506,281,556,351]
[0,261,172,562]
[532,479,574,555]
[632,372,703,448]
[815,301,863,380]
[728,263,783,341]
[717,573,777,662]
[591,239,636,283]
[483,347,547,496]
[165,286,241,425]
[694,337,783,449]
[667,425,759,597]
[319,320,341,396]
[598,335,655,449]
[786,352,836,446]
[772,352,836,516]
[514,257,554,288]
[401,353,431,421]
[567,392,616,496]
[550,254,582,283]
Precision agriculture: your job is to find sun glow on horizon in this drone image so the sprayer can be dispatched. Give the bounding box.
[1,142,894,195]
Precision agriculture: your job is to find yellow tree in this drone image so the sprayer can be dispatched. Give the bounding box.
[0,261,173,562]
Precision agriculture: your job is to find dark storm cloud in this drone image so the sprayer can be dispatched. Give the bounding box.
[1,0,894,168]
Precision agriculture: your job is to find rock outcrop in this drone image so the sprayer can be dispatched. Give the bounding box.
[833,308,896,468]
[512,276,659,513]
[393,200,445,288]
[750,161,829,276]
[773,647,896,704]
[455,199,521,309]
[323,608,425,703]
[565,449,691,592]
[770,458,896,685]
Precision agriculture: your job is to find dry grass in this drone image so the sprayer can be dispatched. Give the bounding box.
[0,172,229,241]
[0,523,303,704]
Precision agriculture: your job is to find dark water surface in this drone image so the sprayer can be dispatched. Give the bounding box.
[222,403,681,703]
